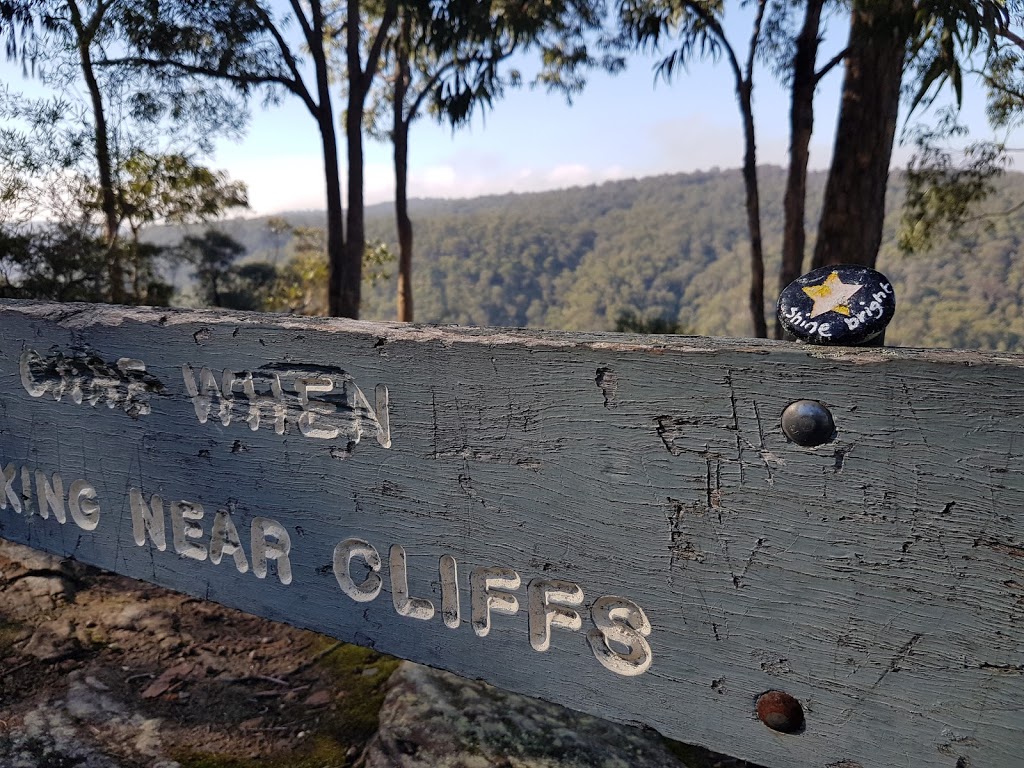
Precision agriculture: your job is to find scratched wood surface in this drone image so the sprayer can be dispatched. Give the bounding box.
[0,300,1021,768]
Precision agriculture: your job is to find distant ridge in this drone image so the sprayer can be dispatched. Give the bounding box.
[145,167,1024,352]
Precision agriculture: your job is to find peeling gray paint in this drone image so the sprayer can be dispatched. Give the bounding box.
[1,300,1022,768]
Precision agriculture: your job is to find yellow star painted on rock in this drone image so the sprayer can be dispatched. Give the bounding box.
[802,271,863,318]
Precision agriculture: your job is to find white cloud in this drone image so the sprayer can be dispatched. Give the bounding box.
[224,153,327,215]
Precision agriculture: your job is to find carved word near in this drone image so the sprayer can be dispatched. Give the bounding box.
[0,462,100,531]
[20,349,161,418]
[130,490,292,585]
[182,365,391,449]
[842,282,894,331]
[333,538,653,677]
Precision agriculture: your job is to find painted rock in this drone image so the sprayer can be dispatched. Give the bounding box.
[777,264,896,345]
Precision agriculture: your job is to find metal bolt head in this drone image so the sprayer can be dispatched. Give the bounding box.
[782,400,835,447]
[756,690,805,734]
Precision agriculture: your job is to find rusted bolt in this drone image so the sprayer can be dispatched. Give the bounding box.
[781,400,835,447]
[756,690,805,734]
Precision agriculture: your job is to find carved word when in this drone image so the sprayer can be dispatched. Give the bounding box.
[333,538,653,677]
[20,349,161,418]
[182,365,391,449]
[0,462,100,531]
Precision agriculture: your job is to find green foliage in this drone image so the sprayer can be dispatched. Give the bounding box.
[363,239,395,284]
[119,151,249,236]
[0,223,110,302]
[263,227,328,316]
[899,109,1007,254]
[153,169,1024,351]
[908,1,1012,114]
[179,229,250,309]
[250,229,396,316]
[614,310,688,334]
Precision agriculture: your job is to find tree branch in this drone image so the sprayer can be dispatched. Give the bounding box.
[363,0,399,93]
[682,2,744,90]
[288,0,315,45]
[814,47,848,85]
[744,0,769,84]
[99,55,305,105]
[252,0,315,112]
[997,27,1024,51]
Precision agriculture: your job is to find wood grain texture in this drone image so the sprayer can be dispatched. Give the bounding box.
[1,300,1022,768]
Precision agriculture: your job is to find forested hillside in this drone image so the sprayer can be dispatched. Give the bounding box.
[152,167,1024,351]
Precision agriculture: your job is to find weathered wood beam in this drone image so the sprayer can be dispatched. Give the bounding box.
[0,300,1021,768]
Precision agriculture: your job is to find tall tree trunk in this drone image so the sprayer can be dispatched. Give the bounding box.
[394,14,413,323]
[812,0,914,269]
[298,2,346,319]
[738,81,767,339]
[339,0,396,319]
[71,2,123,303]
[776,0,825,338]
[340,0,367,319]
[321,105,346,317]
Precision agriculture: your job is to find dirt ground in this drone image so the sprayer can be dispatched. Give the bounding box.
[0,539,402,767]
[0,540,753,768]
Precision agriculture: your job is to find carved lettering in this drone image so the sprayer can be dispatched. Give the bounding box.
[439,554,461,629]
[528,579,584,652]
[20,466,32,516]
[20,350,160,417]
[0,465,99,531]
[325,536,651,676]
[35,470,66,523]
[251,517,292,585]
[130,489,167,551]
[470,566,521,638]
[2,463,21,513]
[171,501,208,561]
[209,509,250,573]
[67,479,100,531]
[587,595,654,676]
[333,538,383,602]
[182,365,390,450]
[389,544,435,621]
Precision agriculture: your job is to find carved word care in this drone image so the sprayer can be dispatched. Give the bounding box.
[0,462,101,530]
[20,349,161,418]
[129,490,293,585]
[182,365,391,449]
[333,538,653,677]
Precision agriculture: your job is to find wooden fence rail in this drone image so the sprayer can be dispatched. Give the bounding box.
[0,299,1021,768]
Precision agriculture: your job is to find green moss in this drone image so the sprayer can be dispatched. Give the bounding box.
[310,638,402,747]
[0,619,25,659]
[175,638,400,768]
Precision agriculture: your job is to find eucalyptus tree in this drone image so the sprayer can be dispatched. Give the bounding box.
[0,0,55,67]
[0,88,248,304]
[0,0,247,304]
[768,0,846,338]
[619,0,772,337]
[372,0,612,322]
[114,0,400,318]
[812,0,1021,270]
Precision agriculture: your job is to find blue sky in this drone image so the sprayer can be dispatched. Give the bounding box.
[0,5,1010,216]
[216,33,852,213]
